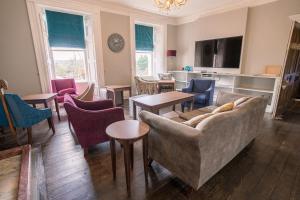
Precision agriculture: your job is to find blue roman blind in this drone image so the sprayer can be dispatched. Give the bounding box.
[135,24,154,51]
[45,10,85,48]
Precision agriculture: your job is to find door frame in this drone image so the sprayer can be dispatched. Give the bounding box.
[273,14,300,118]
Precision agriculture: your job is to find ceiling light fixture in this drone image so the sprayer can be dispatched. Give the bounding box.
[155,0,187,11]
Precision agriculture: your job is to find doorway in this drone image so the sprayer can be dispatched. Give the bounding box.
[275,21,300,118]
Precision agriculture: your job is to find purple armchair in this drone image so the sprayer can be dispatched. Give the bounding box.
[51,79,78,103]
[63,94,125,154]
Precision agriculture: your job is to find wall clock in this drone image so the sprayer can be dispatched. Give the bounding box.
[107,33,125,53]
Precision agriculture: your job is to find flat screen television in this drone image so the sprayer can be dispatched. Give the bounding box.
[194,36,243,68]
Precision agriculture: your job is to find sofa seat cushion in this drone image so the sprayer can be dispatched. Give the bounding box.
[182,113,214,127]
[179,105,217,120]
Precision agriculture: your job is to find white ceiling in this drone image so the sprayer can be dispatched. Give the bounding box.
[100,0,278,18]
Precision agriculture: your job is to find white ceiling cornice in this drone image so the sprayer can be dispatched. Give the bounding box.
[37,0,280,25]
[175,0,279,25]
[74,0,177,25]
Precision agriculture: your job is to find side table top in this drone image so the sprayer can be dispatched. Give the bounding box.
[22,93,57,101]
[106,120,149,140]
[105,85,131,90]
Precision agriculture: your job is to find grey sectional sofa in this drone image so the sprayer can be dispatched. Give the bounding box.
[139,91,267,190]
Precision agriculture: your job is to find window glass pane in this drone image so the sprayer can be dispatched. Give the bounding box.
[52,50,87,81]
[136,51,152,76]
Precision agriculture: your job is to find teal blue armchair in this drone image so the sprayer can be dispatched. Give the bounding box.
[4,93,55,143]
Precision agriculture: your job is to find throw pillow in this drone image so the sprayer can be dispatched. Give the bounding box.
[212,102,234,114]
[182,113,214,127]
[58,88,76,96]
[158,73,172,80]
[233,97,250,108]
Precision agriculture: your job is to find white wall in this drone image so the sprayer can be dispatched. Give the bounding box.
[175,8,248,74]
[172,0,300,75]
[167,25,178,71]
[0,0,41,95]
[242,0,300,74]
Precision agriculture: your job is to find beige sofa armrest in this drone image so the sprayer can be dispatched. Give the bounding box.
[139,111,202,189]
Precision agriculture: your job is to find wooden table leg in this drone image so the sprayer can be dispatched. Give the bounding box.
[54,98,61,121]
[190,98,194,111]
[152,109,159,115]
[129,89,132,97]
[123,142,131,197]
[133,102,137,120]
[130,143,134,170]
[27,127,32,144]
[110,138,116,180]
[143,135,149,185]
[121,91,124,105]
[172,105,176,111]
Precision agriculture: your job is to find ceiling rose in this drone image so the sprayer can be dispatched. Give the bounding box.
[154,0,187,11]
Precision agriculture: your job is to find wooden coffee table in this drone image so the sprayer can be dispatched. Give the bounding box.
[106,85,132,106]
[132,91,194,120]
[22,93,60,121]
[106,120,150,197]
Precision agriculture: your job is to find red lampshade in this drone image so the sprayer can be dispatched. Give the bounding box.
[167,50,176,57]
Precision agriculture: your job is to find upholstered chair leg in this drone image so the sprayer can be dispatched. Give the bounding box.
[27,127,32,144]
[84,148,88,156]
[148,158,153,167]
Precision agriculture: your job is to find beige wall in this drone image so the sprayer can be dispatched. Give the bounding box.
[242,0,300,74]
[173,0,300,75]
[167,25,178,71]
[100,11,132,86]
[0,0,41,95]
[175,8,248,73]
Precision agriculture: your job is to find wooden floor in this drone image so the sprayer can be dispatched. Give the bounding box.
[1,103,300,200]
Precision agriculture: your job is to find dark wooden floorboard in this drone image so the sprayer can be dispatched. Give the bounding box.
[1,103,300,200]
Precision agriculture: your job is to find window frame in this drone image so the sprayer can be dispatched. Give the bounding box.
[135,50,154,77]
[50,47,89,82]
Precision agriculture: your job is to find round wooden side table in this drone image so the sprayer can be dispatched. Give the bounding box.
[106,120,150,197]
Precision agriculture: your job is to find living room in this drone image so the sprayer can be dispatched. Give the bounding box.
[0,0,300,199]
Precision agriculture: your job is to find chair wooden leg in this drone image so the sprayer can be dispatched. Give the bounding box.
[181,104,185,113]
[48,118,55,134]
[27,127,32,144]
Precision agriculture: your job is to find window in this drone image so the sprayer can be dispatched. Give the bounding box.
[136,51,153,76]
[52,48,87,81]
[135,24,154,76]
[45,10,88,81]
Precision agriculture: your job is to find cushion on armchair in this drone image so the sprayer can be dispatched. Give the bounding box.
[58,88,76,96]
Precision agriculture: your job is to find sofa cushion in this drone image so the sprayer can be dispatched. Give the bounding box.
[216,91,250,106]
[179,105,217,120]
[212,102,234,114]
[234,97,251,108]
[182,113,214,127]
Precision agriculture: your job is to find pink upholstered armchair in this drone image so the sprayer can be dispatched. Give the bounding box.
[51,79,78,103]
[63,94,125,154]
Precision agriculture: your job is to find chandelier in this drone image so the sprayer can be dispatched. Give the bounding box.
[155,0,187,11]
